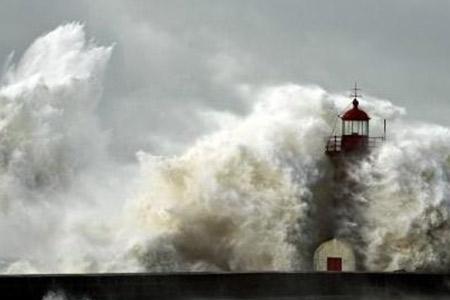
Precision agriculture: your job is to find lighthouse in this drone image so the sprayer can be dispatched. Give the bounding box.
[313,84,385,272]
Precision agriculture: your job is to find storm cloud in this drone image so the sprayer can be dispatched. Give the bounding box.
[1,0,449,159]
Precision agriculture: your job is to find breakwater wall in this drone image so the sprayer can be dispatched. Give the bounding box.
[1,272,450,299]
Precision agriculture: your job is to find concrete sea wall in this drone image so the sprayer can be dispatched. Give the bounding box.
[1,272,450,299]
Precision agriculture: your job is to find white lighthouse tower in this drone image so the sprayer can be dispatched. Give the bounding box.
[313,84,385,272]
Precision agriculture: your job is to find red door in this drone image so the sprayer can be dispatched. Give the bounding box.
[327,257,342,271]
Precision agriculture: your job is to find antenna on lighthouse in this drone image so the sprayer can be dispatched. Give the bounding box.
[350,82,362,99]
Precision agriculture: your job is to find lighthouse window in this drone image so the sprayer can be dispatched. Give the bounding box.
[353,121,359,134]
[343,120,368,135]
[361,121,368,135]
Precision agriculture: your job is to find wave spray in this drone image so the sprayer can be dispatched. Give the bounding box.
[0,24,449,274]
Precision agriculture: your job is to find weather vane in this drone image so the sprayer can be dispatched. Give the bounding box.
[350,82,362,99]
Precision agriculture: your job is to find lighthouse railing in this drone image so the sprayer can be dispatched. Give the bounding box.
[368,136,384,147]
[325,135,342,153]
[325,135,384,154]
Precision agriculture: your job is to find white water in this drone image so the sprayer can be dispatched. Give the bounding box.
[0,23,137,273]
[43,290,90,300]
[0,24,449,274]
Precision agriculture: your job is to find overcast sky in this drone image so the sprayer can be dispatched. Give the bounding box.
[1,0,449,159]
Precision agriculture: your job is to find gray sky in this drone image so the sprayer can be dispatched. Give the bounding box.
[1,0,449,159]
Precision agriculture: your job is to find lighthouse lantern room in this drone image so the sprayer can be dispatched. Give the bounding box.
[326,84,385,156]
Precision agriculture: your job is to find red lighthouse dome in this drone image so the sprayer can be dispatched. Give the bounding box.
[342,99,370,121]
